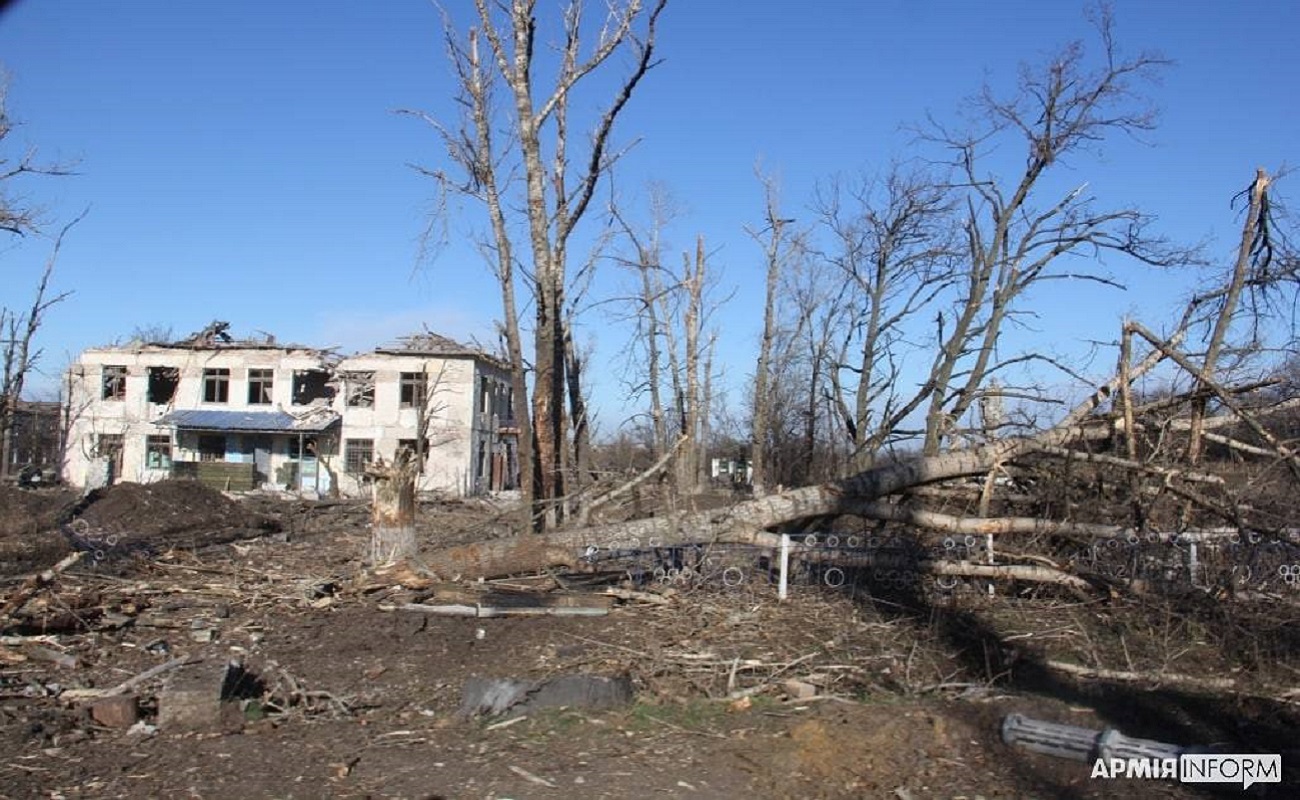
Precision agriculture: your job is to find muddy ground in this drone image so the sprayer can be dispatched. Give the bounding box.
[1,481,1297,799]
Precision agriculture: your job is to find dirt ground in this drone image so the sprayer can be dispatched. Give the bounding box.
[1,481,1297,799]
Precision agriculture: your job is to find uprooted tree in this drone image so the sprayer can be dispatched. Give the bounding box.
[424,168,1296,584]
[420,10,1300,589]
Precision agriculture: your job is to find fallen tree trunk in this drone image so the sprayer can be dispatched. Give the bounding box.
[1043,660,1237,692]
[424,446,1006,578]
[425,328,1181,580]
[841,500,1131,540]
[778,545,1094,592]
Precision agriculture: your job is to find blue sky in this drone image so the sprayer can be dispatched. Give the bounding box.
[1,1,1296,433]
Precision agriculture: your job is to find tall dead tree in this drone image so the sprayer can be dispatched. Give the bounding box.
[1185,169,1273,465]
[749,174,802,495]
[611,188,673,460]
[1,223,74,478]
[815,168,957,469]
[671,236,710,496]
[784,249,850,483]
[412,0,667,530]
[612,191,720,502]
[918,8,1183,456]
[420,206,1297,582]
[0,83,74,479]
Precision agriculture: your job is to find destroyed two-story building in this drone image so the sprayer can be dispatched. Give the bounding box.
[62,325,519,497]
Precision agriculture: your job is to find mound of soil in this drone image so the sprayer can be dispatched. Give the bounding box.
[0,485,80,577]
[0,485,79,537]
[0,480,281,577]
[72,479,280,552]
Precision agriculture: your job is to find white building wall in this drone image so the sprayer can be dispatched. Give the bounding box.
[64,346,334,489]
[332,354,476,496]
[63,342,516,498]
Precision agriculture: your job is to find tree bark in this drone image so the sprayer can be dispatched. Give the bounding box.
[1186,169,1270,465]
[368,455,418,567]
[751,176,789,495]
[427,1,666,530]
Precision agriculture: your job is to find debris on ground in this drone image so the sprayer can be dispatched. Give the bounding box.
[0,485,1296,798]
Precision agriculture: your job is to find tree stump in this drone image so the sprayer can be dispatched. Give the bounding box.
[366,452,418,567]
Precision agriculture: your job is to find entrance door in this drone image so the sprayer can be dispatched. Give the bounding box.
[248,435,272,486]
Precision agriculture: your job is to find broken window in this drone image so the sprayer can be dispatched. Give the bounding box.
[95,433,124,458]
[399,372,426,409]
[203,368,230,403]
[291,370,332,405]
[198,434,226,462]
[287,436,318,460]
[145,435,172,470]
[397,438,429,473]
[147,367,179,404]
[341,371,375,408]
[247,369,274,405]
[479,376,491,416]
[101,365,127,401]
[344,438,374,474]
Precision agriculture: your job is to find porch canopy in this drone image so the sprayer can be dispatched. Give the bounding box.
[154,408,340,434]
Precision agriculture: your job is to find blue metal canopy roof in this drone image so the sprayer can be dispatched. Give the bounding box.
[154,408,339,433]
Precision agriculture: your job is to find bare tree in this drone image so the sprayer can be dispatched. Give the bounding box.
[1184,169,1289,465]
[610,186,673,460]
[1,81,72,239]
[415,15,1300,591]
[0,82,75,479]
[410,0,667,529]
[815,168,958,468]
[748,173,803,495]
[612,188,721,503]
[918,7,1185,455]
[2,216,78,479]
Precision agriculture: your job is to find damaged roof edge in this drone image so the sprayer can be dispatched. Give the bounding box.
[371,332,509,368]
[81,326,509,369]
[154,408,341,434]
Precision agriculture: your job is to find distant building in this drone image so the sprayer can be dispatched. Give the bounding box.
[710,457,751,484]
[2,399,63,483]
[63,325,518,497]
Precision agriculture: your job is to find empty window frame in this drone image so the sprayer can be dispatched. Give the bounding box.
[145,435,172,469]
[95,433,124,458]
[292,370,332,405]
[101,365,127,401]
[399,372,426,409]
[247,369,274,405]
[344,438,374,474]
[287,436,319,460]
[198,434,226,462]
[341,371,375,408]
[203,368,230,403]
[147,366,179,404]
[396,438,429,473]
